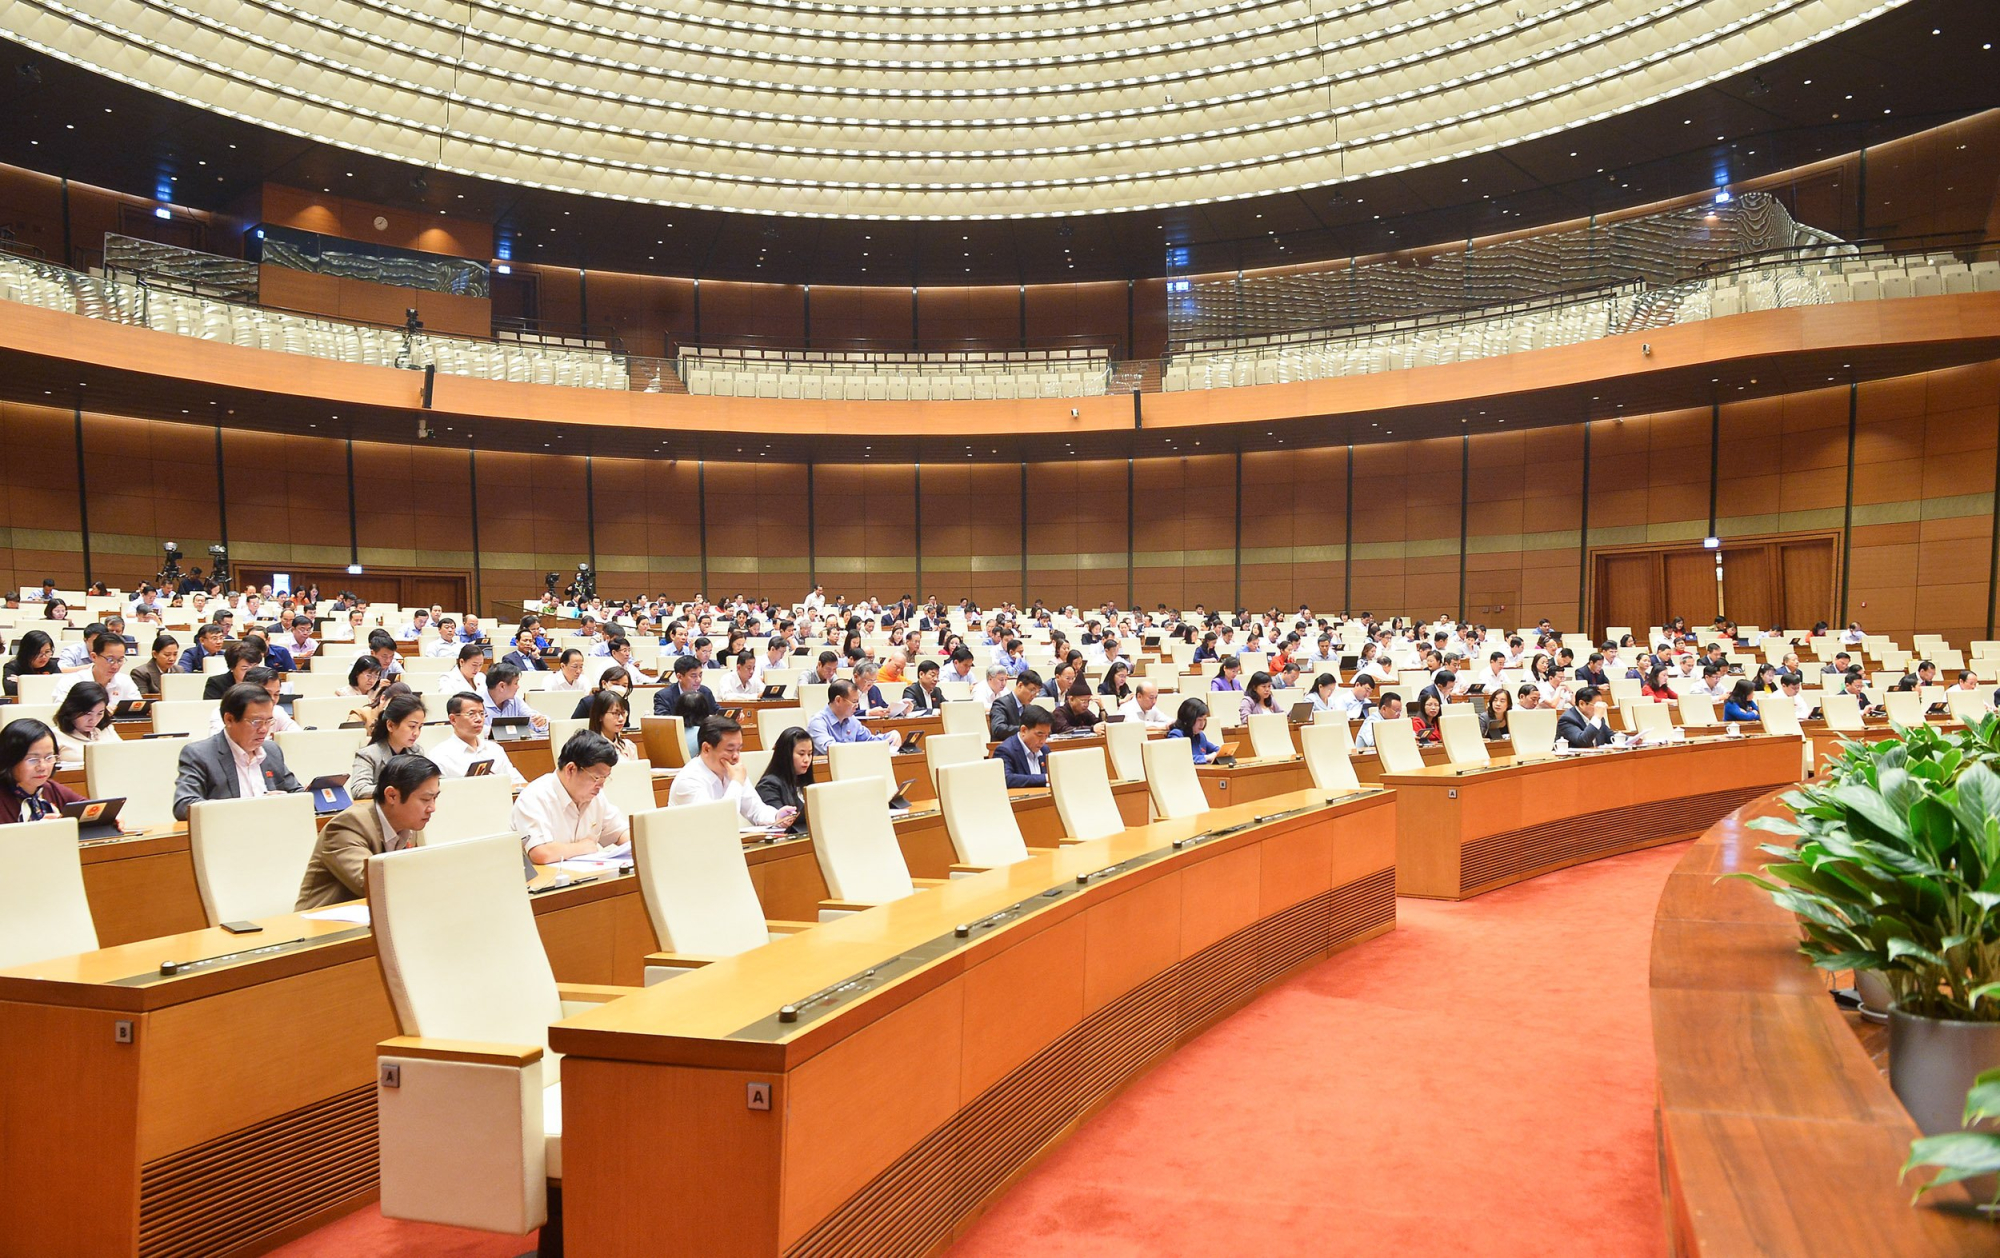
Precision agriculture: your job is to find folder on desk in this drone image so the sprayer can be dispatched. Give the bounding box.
[60,796,126,840]
[306,775,352,814]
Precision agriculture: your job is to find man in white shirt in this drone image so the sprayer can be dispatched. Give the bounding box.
[605,637,656,685]
[512,732,629,863]
[52,631,142,705]
[942,647,980,687]
[545,649,588,690]
[977,665,1011,713]
[1339,676,1377,720]
[1776,672,1815,722]
[715,651,764,702]
[1355,693,1404,749]
[759,640,791,686]
[428,692,525,786]
[1474,652,1510,694]
[426,618,463,657]
[287,620,318,663]
[1118,680,1171,727]
[667,716,798,828]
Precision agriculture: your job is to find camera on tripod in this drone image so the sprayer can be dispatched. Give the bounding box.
[157,541,183,587]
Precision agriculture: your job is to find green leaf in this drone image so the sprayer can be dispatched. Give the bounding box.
[1832,783,1911,843]
[1748,816,1808,837]
[1889,937,1947,967]
[1964,1079,2000,1124]
[1968,981,2000,1007]
[1905,1131,2000,1180]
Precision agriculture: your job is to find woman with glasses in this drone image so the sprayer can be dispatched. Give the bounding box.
[0,717,84,823]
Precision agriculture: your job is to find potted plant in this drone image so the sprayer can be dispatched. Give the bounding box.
[1903,1068,2000,1213]
[1736,719,2000,1158]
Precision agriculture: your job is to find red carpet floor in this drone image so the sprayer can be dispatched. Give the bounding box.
[275,843,1679,1258]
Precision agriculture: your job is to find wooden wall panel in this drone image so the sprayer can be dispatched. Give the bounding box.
[582,271,698,360]
[919,461,1022,605]
[700,282,806,348]
[1240,448,1347,613]
[1463,426,1584,630]
[702,460,809,601]
[0,402,84,593]
[1848,361,2000,646]
[221,429,350,572]
[915,286,1017,351]
[259,186,493,260]
[1349,437,1460,619]
[1132,454,1234,611]
[1024,282,1127,353]
[639,460,706,594]
[78,415,221,591]
[811,463,915,602]
[808,288,911,351]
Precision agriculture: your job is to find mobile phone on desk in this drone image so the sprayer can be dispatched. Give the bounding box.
[220,921,264,935]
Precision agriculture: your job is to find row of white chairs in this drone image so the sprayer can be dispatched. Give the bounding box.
[683,364,1108,400]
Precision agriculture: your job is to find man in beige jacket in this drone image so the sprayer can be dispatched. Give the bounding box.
[295,754,441,910]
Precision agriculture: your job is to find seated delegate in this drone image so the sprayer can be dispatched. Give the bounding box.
[171,683,304,820]
[294,755,442,910]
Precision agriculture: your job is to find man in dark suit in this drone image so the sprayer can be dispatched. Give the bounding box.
[653,654,719,719]
[1573,652,1610,687]
[172,682,304,820]
[902,659,947,714]
[294,755,440,909]
[1556,686,1616,749]
[502,628,544,673]
[995,705,1053,787]
[988,670,1044,742]
[1415,668,1458,714]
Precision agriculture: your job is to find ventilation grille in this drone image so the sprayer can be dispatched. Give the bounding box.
[139,1084,376,1258]
[786,864,1396,1258]
[1458,784,1771,897]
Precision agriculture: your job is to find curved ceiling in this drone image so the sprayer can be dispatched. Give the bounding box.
[0,0,1912,219]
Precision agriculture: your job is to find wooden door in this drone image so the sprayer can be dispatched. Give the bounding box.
[1720,546,1775,628]
[1663,552,1718,629]
[1594,554,1658,638]
[1778,539,1836,628]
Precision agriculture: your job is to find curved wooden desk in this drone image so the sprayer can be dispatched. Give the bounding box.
[553,786,1398,1257]
[1653,794,1993,1254]
[1380,734,1803,899]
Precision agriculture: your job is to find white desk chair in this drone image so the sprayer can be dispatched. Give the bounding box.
[158,672,210,703]
[202,655,227,675]
[935,681,972,702]
[606,758,656,818]
[189,793,319,925]
[417,723,459,753]
[1630,701,1674,736]
[1141,737,1208,820]
[14,673,57,705]
[1607,677,1643,703]
[287,670,343,698]
[4,703,56,733]
[1947,690,1992,725]
[1759,698,1803,738]
[295,694,366,731]
[1048,747,1126,842]
[1678,695,1719,726]
[1300,724,1360,792]
[370,835,629,1242]
[1246,713,1295,761]
[1821,693,1867,733]
[755,707,808,751]
[805,778,921,918]
[1311,708,1355,745]
[423,774,516,847]
[923,732,987,792]
[631,799,809,983]
[940,701,989,740]
[937,760,1032,872]
[275,728,367,783]
[827,738,902,805]
[761,667,798,698]
[1104,719,1146,781]
[85,735,189,829]
[736,748,772,787]
[1371,718,1426,775]
[1883,690,1926,727]
[546,718,587,753]
[1438,710,1488,767]
[522,689,576,723]
[0,818,95,967]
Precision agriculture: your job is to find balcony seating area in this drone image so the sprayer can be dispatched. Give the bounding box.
[1161,251,2000,392]
[0,253,630,390]
[678,346,1111,401]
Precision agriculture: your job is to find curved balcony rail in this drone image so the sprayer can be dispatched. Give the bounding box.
[0,240,1990,401]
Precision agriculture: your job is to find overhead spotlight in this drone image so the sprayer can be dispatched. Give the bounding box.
[410,173,429,194]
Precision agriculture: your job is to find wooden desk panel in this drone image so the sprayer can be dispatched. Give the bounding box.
[1379,734,1802,900]
[1197,756,1311,807]
[1652,793,1993,1255]
[554,787,1400,1258]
